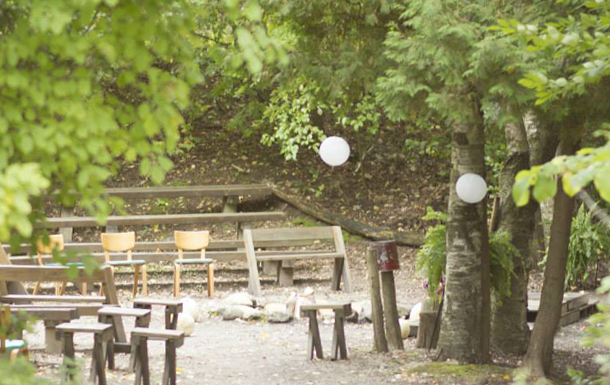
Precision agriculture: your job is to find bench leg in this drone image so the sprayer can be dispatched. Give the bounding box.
[61,332,76,383]
[306,312,323,360]
[162,341,177,385]
[207,264,214,298]
[331,312,348,360]
[81,282,88,295]
[133,265,140,298]
[278,261,294,287]
[331,258,343,291]
[134,337,150,385]
[165,307,179,330]
[44,321,63,354]
[173,264,181,298]
[91,334,108,385]
[32,282,41,295]
[141,265,148,297]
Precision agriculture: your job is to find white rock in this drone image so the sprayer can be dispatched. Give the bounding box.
[182,298,201,322]
[398,318,411,339]
[222,305,264,321]
[177,312,195,336]
[409,302,422,322]
[224,292,255,307]
[302,287,314,297]
[264,303,287,313]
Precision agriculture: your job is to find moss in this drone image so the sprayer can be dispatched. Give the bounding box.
[406,362,513,384]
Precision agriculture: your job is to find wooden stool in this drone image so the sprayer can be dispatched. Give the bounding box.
[98,306,151,370]
[101,232,148,297]
[133,298,183,330]
[173,231,214,298]
[301,302,351,360]
[55,322,114,385]
[131,328,185,385]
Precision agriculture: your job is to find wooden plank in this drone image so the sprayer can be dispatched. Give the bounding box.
[56,322,112,333]
[131,327,184,341]
[133,298,183,308]
[105,185,272,199]
[1,294,106,303]
[8,304,108,317]
[39,212,286,228]
[10,307,78,321]
[301,302,352,311]
[5,239,317,255]
[251,227,334,241]
[256,253,344,262]
[0,265,105,282]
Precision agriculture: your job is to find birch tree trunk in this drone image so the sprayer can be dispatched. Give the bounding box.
[436,120,490,363]
[523,137,578,377]
[490,121,536,355]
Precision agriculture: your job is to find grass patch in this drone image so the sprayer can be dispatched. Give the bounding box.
[406,362,513,384]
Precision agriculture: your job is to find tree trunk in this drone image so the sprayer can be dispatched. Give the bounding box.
[490,121,536,355]
[525,113,560,262]
[436,120,490,363]
[523,138,577,377]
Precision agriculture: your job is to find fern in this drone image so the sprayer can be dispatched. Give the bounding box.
[565,204,610,290]
[417,207,518,300]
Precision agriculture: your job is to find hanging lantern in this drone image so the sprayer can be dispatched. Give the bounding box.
[319,136,350,167]
[455,173,487,204]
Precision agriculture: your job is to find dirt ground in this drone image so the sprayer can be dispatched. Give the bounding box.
[26,247,607,385]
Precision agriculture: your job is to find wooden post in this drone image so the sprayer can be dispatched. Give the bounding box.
[44,321,63,354]
[222,195,239,213]
[365,248,388,353]
[277,260,294,286]
[380,270,404,350]
[416,311,440,349]
[59,207,74,242]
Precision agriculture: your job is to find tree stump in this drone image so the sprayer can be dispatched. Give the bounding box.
[416,311,440,349]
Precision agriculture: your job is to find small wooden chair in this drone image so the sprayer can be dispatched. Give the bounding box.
[101,232,147,297]
[173,231,214,298]
[33,234,87,295]
[0,307,28,362]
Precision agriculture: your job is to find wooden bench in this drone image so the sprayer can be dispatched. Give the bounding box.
[244,226,353,297]
[98,306,151,369]
[10,307,79,353]
[56,322,114,385]
[301,302,351,360]
[0,265,127,351]
[131,328,185,385]
[133,298,183,330]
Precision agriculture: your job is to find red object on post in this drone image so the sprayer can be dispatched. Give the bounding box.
[370,240,400,272]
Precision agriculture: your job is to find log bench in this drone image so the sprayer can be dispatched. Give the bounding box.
[133,298,183,330]
[98,306,151,369]
[131,328,185,385]
[244,226,353,297]
[56,322,114,385]
[301,302,351,361]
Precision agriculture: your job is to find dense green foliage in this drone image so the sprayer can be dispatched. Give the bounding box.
[416,208,518,300]
[504,0,610,206]
[566,204,610,289]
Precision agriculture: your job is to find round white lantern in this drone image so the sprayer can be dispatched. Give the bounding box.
[319,136,350,167]
[455,173,487,204]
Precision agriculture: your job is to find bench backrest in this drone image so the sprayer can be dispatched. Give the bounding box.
[0,265,105,283]
[249,226,335,243]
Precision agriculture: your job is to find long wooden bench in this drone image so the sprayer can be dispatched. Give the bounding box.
[244,226,353,297]
[0,265,126,352]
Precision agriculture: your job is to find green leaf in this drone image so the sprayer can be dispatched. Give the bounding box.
[533,175,557,202]
[512,177,531,207]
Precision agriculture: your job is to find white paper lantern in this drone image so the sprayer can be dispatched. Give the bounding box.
[319,136,350,167]
[456,173,487,204]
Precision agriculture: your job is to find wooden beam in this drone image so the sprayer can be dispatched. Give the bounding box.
[0,266,105,282]
[37,211,286,228]
[105,185,272,199]
[272,188,423,247]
